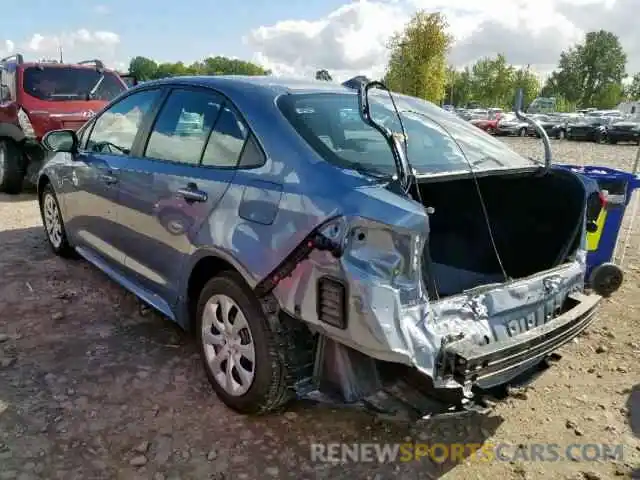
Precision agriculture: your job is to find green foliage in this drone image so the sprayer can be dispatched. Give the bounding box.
[128,55,270,81]
[542,30,626,108]
[384,11,453,103]
[443,57,539,109]
[554,95,578,113]
[624,73,640,100]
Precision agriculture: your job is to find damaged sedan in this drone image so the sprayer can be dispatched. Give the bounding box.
[36,76,608,420]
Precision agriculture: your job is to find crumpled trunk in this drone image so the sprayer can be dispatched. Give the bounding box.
[417,170,586,298]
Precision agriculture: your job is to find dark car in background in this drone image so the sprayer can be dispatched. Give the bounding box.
[565,116,611,142]
[602,116,640,144]
[526,114,562,137]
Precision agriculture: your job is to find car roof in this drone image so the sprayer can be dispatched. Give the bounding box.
[138,75,358,99]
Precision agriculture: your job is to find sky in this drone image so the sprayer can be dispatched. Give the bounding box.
[1,0,639,82]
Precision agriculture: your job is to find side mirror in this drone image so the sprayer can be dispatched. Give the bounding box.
[42,129,78,153]
[0,85,10,102]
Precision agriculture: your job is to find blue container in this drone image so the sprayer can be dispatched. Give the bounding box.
[555,164,640,294]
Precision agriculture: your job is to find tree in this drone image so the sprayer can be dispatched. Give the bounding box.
[384,11,453,103]
[469,54,515,108]
[315,69,332,81]
[128,56,158,81]
[543,30,627,108]
[625,73,640,100]
[127,55,270,81]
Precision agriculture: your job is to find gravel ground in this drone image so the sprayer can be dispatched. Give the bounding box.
[0,137,639,480]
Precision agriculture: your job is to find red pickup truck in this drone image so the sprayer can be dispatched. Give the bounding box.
[0,54,135,193]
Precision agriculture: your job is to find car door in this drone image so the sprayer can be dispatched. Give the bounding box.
[115,86,249,304]
[63,88,163,267]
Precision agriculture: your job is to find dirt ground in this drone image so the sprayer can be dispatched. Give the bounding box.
[0,137,638,480]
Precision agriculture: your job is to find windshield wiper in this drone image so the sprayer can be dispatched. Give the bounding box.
[86,73,105,100]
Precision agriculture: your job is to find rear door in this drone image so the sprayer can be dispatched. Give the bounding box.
[115,86,250,303]
[63,87,163,267]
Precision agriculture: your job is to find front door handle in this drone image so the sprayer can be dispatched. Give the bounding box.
[101,172,118,184]
[177,183,207,203]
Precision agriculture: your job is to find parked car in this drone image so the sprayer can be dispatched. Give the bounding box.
[600,116,640,144]
[495,113,529,136]
[470,110,502,134]
[0,54,131,194]
[565,116,611,142]
[525,114,562,137]
[36,76,606,419]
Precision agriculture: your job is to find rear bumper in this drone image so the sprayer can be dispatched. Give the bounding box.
[438,292,600,385]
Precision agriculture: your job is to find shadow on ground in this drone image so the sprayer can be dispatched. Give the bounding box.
[0,224,504,479]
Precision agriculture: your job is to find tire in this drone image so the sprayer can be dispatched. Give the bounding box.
[39,183,75,257]
[0,139,26,194]
[589,262,624,297]
[519,127,527,137]
[196,272,297,414]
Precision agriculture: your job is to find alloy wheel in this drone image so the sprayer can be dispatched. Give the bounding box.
[0,143,6,184]
[42,193,63,248]
[201,294,256,396]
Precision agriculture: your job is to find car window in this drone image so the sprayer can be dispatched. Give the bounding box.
[237,133,265,168]
[0,62,17,101]
[201,103,248,167]
[86,89,161,156]
[145,89,223,165]
[22,67,126,102]
[278,92,536,176]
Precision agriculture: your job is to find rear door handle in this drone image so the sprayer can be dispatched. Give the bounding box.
[177,183,207,203]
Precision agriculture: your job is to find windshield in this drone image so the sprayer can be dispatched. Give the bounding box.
[22,66,127,102]
[278,92,537,177]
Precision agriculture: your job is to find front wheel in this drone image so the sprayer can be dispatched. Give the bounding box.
[196,272,296,414]
[0,139,26,194]
[39,183,75,257]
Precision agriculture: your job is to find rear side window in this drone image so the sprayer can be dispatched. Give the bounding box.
[145,89,223,165]
[201,103,248,167]
[22,67,126,102]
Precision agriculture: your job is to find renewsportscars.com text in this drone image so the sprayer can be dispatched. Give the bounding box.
[310,442,625,464]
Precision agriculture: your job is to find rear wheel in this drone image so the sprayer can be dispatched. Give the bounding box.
[0,139,26,194]
[196,272,297,414]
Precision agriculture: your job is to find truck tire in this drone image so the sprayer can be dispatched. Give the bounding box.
[0,139,26,194]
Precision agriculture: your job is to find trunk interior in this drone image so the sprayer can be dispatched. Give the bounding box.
[415,171,586,298]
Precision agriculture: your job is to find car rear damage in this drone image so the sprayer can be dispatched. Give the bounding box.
[257,83,610,420]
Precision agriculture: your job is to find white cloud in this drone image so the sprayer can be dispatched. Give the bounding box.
[246,0,620,81]
[0,29,122,69]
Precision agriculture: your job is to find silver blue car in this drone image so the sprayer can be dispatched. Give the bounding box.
[37,76,606,419]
